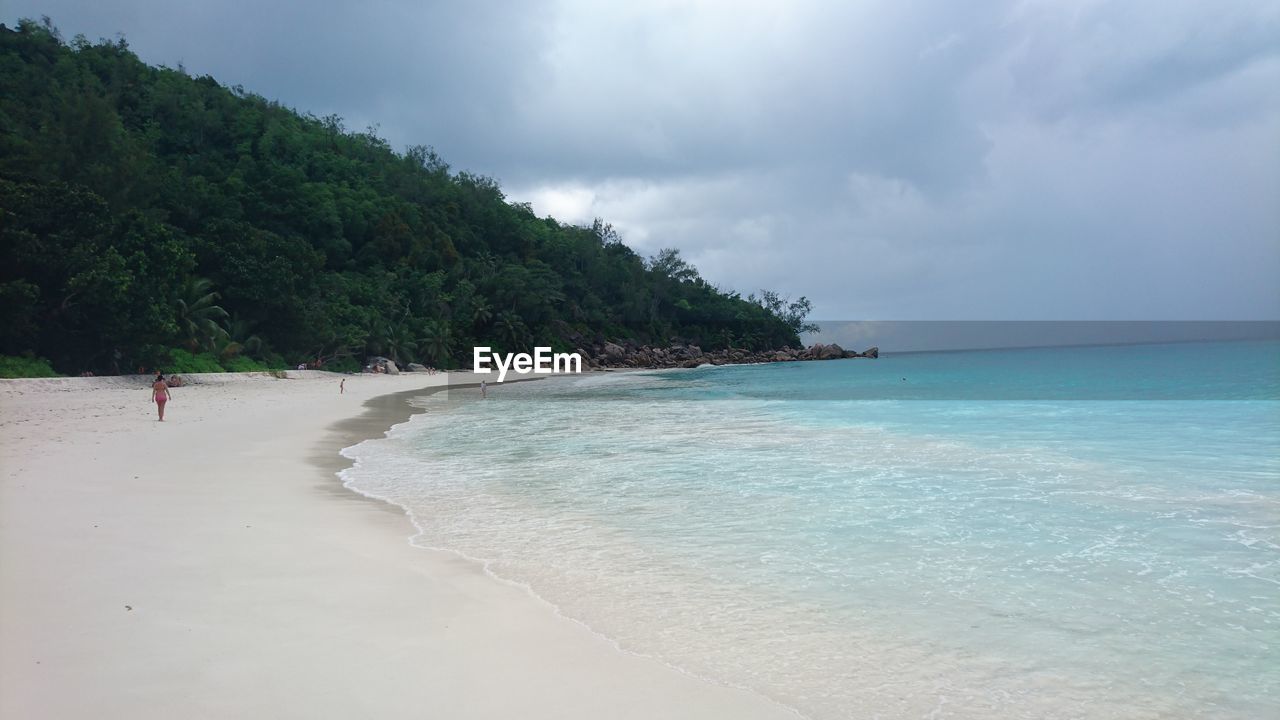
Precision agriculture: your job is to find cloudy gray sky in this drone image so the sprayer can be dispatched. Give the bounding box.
[9,0,1279,319]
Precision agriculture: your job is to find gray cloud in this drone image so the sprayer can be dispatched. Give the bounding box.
[10,0,1279,319]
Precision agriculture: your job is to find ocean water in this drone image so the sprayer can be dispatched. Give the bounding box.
[340,340,1280,719]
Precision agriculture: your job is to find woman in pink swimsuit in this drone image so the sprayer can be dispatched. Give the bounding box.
[152,373,171,421]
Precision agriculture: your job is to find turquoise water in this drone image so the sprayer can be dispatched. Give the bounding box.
[341,340,1280,719]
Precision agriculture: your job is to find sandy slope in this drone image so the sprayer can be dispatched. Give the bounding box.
[0,371,793,719]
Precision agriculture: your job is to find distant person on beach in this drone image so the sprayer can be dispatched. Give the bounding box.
[340,378,345,394]
[480,380,487,399]
[169,375,182,387]
[151,373,171,421]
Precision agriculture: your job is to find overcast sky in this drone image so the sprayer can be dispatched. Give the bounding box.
[9,0,1279,319]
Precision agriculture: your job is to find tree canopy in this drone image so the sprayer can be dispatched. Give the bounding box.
[0,20,813,374]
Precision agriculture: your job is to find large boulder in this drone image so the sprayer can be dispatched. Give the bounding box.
[407,363,428,372]
[365,356,400,374]
[808,343,844,360]
[863,346,879,359]
[602,342,627,362]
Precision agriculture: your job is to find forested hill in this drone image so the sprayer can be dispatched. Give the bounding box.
[0,20,814,375]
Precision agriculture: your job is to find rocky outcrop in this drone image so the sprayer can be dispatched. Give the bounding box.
[812,343,845,360]
[406,363,428,372]
[573,341,879,370]
[602,342,627,362]
[836,345,878,359]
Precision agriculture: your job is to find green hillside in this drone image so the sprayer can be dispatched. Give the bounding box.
[0,19,813,375]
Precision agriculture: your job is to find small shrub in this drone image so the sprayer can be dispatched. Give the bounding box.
[221,355,270,372]
[164,349,224,374]
[0,355,60,378]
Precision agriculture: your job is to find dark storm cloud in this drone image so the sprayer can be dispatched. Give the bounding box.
[12,1,554,156]
[10,0,1279,319]
[1005,1,1280,122]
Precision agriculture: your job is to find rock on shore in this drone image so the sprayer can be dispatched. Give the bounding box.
[569,341,880,370]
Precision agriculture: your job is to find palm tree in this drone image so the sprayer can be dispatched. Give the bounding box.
[209,334,241,361]
[471,299,492,329]
[382,321,418,365]
[473,251,499,276]
[495,311,528,353]
[174,277,229,352]
[214,315,263,361]
[363,319,389,360]
[419,320,453,367]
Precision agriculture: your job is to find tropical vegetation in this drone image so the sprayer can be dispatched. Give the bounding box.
[0,19,815,376]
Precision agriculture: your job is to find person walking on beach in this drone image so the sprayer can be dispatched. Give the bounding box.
[151,373,171,421]
[340,378,345,394]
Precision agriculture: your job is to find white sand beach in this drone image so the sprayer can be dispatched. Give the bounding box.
[0,372,793,719]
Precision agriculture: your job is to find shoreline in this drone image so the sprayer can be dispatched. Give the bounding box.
[0,371,795,719]
[329,374,807,720]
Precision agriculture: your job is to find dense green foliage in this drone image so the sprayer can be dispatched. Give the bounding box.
[0,20,812,374]
[165,349,232,374]
[0,354,60,378]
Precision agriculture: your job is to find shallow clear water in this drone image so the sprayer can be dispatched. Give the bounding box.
[341,341,1280,719]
